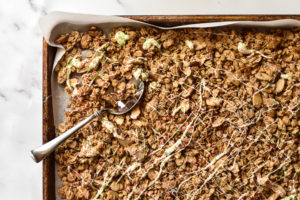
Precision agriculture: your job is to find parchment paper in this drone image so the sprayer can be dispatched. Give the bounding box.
[39,11,300,199]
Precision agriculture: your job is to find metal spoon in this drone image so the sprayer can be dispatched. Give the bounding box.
[31,79,144,163]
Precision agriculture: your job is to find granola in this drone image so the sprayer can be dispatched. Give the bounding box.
[54,26,299,200]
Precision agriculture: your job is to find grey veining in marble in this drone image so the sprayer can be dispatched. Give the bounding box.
[0,0,300,199]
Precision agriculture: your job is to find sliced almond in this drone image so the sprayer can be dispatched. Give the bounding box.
[206,97,223,106]
[255,72,272,81]
[275,79,285,94]
[212,117,226,128]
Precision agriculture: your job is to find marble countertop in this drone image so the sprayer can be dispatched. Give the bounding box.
[0,0,299,199]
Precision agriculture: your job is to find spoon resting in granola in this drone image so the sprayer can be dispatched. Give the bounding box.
[31,79,144,163]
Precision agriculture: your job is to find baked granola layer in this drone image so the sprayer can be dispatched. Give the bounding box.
[54,26,299,200]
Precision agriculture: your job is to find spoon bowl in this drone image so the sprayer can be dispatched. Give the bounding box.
[31,79,144,163]
[109,81,144,115]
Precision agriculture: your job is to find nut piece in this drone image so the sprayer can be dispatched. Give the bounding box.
[252,93,263,107]
[114,116,124,125]
[55,35,68,44]
[206,97,223,106]
[185,40,194,49]
[194,41,206,50]
[81,34,92,49]
[131,106,141,119]
[212,117,226,128]
[110,182,123,191]
[176,157,184,166]
[275,79,285,94]
[145,97,158,112]
[107,191,118,200]
[255,72,272,81]
[148,169,158,180]
[183,67,192,76]
[180,99,190,113]
[230,163,240,173]
[163,38,174,48]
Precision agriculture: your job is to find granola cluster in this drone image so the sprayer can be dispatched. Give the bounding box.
[54,26,299,200]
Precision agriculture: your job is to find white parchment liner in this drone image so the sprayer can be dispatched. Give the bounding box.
[39,11,300,199]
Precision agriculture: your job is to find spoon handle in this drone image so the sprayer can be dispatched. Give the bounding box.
[30,110,104,163]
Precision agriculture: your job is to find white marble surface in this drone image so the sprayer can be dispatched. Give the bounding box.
[0,0,300,199]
